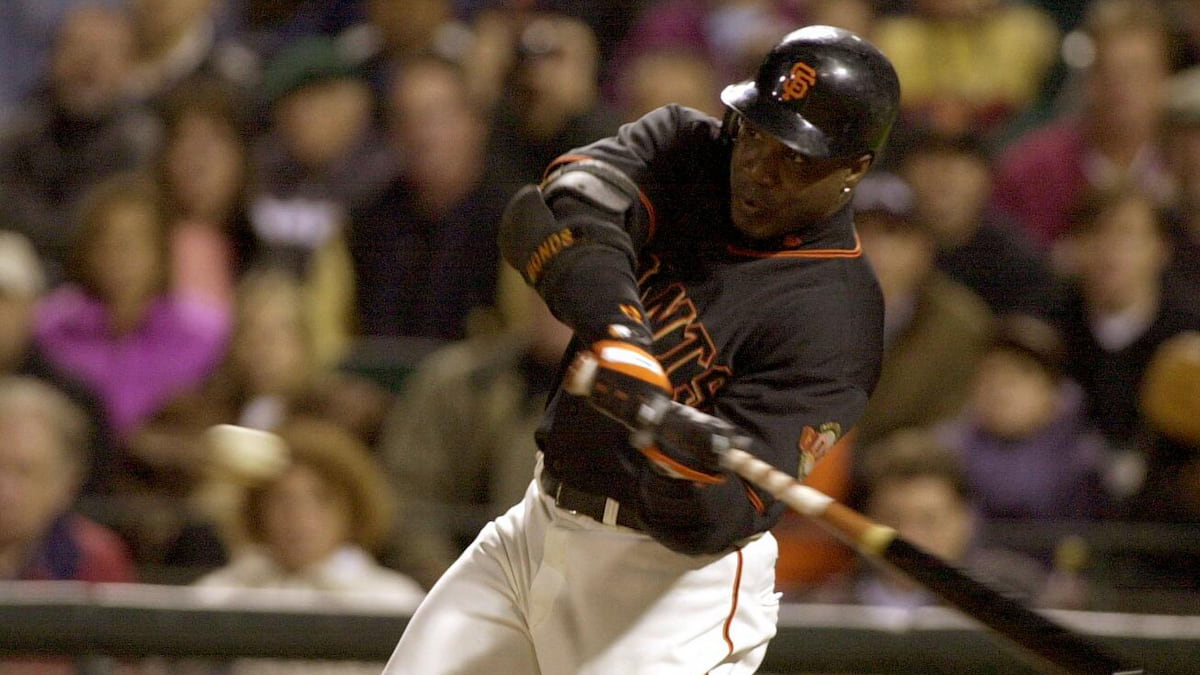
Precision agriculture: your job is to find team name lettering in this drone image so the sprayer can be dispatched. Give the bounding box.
[639,258,731,408]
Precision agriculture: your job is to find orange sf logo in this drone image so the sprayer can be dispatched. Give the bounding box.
[780,62,817,102]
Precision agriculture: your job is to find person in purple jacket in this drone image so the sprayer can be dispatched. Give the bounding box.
[34,172,230,441]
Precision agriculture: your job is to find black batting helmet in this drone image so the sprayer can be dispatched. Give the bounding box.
[721,25,901,160]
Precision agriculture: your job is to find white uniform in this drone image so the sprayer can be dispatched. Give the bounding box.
[382,456,780,674]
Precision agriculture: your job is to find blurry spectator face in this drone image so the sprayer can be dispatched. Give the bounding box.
[260,463,351,572]
[50,6,136,116]
[368,0,451,54]
[902,150,991,245]
[389,59,485,194]
[233,276,309,396]
[164,112,245,221]
[86,197,164,308]
[970,349,1059,439]
[87,196,164,305]
[276,79,374,169]
[515,16,599,132]
[857,213,936,310]
[622,50,720,121]
[868,475,974,564]
[1075,196,1169,312]
[1087,29,1169,133]
[0,408,77,551]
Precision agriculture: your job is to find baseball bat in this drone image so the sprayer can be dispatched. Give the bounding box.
[564,353,1144,675]
[721,448,1143,675]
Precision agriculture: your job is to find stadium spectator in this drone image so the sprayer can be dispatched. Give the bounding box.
[0,3,161,282]
[0,375,134,582]
[895,128,1060,316]
[851,172,993,448]
[1049,186,1200,510]
[377,271,571,588]
[992,0,1176,260]
[871,0,1060,138]
[487,12,623,188]
[248,34,395,364]
[195,417,423,675]
[32,173,231,441]
[349,52,508,341]
[803,427,1061,609]
[0,0,124,125]
[156,75,260,312]
[935,314,1113,521]
[614,46,722,122]
[124,0,247,109]
[0,231,114,496]
[0,375,135,675]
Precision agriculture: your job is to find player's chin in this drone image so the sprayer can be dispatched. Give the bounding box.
[730,199,773,239]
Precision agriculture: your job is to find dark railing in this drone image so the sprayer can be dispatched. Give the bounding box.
[2,582,1198,674]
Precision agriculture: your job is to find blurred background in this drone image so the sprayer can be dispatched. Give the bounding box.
[0,0,1198,673]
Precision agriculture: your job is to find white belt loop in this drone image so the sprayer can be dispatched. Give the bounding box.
[602,498,620,526]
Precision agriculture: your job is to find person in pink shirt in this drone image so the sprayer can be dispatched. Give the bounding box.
[992,0,1176,265]
[33,172,231,440]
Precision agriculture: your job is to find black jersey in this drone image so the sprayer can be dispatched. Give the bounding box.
[537,105,885,554]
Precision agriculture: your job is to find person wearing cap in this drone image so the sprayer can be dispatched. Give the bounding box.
[386,25,899,674]
[852,171,994,449]
[934,314,1113,521]
[249,34,395,366]
[0,230,114,496]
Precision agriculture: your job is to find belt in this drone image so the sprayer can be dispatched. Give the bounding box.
[541,470,643,531]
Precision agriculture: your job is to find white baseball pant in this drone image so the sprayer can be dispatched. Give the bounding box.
[382,457,780,674]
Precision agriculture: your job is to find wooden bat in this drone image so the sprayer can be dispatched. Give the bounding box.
[721,448,1144,675]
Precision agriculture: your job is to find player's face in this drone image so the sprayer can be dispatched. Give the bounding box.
[729,121,869,239]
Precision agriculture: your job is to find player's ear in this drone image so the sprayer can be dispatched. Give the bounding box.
[843,153,874,189]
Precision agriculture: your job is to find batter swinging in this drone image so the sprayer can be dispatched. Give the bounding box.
[383,25,900,674]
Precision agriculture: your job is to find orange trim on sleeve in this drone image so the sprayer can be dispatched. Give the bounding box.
[541,153,594,183]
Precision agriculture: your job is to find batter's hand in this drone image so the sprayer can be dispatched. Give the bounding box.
[565,338,671,433]
[566,343,737,485]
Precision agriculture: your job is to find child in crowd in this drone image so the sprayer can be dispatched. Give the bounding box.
[936,314,1113,521]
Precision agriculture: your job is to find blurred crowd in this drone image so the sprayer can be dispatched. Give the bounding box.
[1,0,1200,668]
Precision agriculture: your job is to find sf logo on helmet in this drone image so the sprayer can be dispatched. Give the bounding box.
[779,62,817,102]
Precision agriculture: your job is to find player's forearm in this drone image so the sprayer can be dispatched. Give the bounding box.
[499,184,651,344]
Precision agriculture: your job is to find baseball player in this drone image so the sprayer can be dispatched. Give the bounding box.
[383,26,899,674]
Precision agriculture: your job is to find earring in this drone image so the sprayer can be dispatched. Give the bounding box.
[841,186,851,195]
